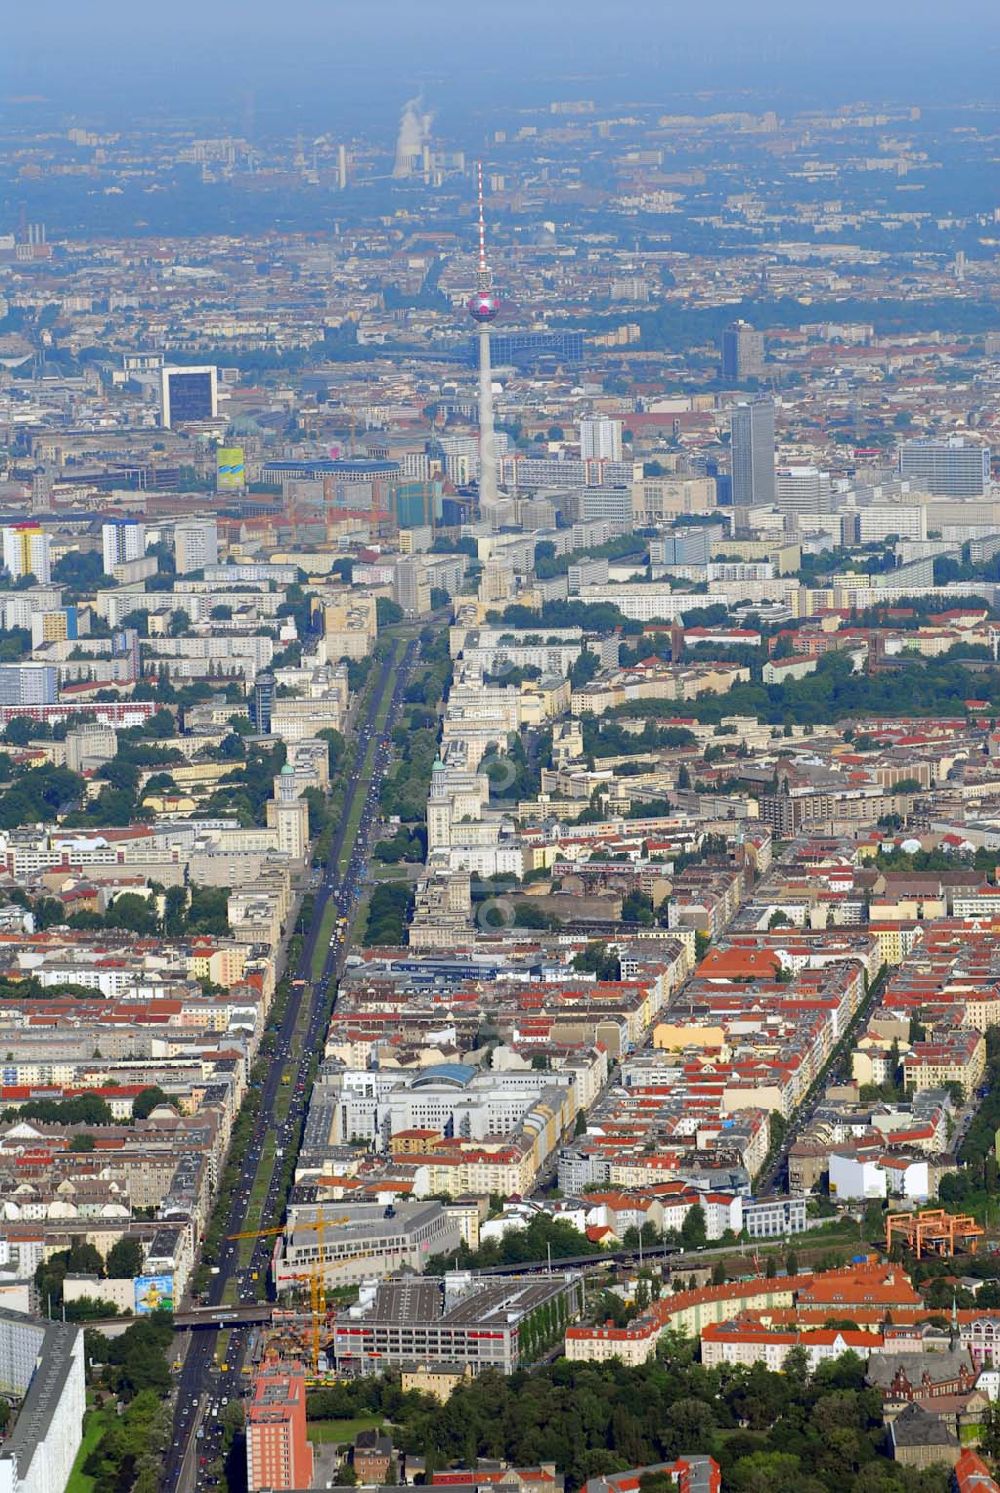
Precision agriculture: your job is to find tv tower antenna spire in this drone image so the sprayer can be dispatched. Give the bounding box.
[476,161,489,278]
[467,162,501,511]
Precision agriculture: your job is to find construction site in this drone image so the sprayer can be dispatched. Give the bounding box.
[885,1208,985,1259]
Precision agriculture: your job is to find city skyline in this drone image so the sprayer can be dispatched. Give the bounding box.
[3,8,1000,1493]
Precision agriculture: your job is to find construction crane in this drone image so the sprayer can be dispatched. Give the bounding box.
[228,1214,350,1247]
[229,1214,352,1371]
[281,1266,330,1373]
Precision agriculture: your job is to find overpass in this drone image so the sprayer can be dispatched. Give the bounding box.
[173,1304,273,1330]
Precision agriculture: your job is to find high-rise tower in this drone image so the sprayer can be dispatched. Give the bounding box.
[731,399,776,507]
[467,163,501,509]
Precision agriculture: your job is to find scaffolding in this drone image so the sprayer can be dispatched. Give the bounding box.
[885,1208,984,1259]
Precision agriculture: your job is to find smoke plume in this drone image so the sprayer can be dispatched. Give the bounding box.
[393,95,432,177]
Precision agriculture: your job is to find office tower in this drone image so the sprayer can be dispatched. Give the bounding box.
[898,436,991,497]
[250,670,275,734]
[267,765,310,860]
[517,497,556,530]
[720,320,765,382]
[632,475,718,525]
[269,794,309,861]
[0,662,58,705]
[580,415,623,463]
[64,724,118,774]
[775,467,834,517]
[159,365,218,428]
[394,557,431,617]
[101,518,145,574]
[730,400,776,506]
[467,163,501,508]
[1,522,51,584]
[173,519,219,574]
[245,1365,313,1492]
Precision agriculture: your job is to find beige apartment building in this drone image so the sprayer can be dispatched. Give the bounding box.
[323,593,377,659]
[632,476,717,524]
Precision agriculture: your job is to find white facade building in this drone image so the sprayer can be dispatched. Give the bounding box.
[173,519,219,574]
[580,416,623,464]
[0,664,58,706]
[0,1312,85,1493]
[1,527,51,585]
[101,519,146,574]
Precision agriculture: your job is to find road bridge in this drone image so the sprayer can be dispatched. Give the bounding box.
[173,1304,273,1329]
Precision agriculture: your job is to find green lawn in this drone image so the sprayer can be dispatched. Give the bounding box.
[66,1409,109,1493]
[241,1132,276,1243]
[374,641,402,728]
[311,899,338,979]
[308,1414,382,1444]
[337,740,375,874]
[275,994,311,1124]
[350,883,373,948]
[336,640,403,877]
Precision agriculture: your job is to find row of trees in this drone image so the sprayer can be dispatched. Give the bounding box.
[25,880,231,940]
[428,1213,606,1273]
[533,534,646,581]
[379,638,452,822]
[582,716,696,759]
[305,1346,952,1493]
[363,882,414,947]
[938,1025,1000,1219]
[79,1315,175,1493]
[404,628,453,708]
[373,824,427,863]
[1,1086,171,1127]
[380,722,440,821]
[496,599,643,635]
[602,648,1000,728]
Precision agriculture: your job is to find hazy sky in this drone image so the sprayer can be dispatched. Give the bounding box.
[3,1,999,130]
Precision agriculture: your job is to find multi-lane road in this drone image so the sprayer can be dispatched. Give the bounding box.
[160,638,418,1492]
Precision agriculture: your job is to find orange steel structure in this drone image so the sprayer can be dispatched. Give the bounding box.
[885,1208,984,1259]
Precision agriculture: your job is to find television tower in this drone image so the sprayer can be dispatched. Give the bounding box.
[467,162,501,508]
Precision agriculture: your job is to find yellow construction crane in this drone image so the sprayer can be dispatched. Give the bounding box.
[229,1214,352,1370]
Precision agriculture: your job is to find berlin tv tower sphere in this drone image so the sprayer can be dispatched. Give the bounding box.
[468,289,500,323]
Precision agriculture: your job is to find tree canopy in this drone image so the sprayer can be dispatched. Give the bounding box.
[304,1348,944,1493]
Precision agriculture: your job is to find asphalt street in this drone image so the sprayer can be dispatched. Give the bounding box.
[160,638,418,1492]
